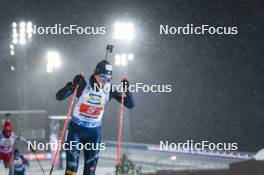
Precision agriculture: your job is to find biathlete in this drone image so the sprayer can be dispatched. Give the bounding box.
[0,121,28,175]
[56,60,135,175]
[14,148,29,175]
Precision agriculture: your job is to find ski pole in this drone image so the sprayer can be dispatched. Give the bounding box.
[19,128,46,175]
[49,84,79,175]
[32,149,46,175]
[116,76,125,165]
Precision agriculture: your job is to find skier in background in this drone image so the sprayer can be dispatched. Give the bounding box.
[0,121,28,175]
[14,148,29,175]
[56,60,135,175]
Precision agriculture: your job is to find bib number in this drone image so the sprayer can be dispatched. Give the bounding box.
[79,103,103,116]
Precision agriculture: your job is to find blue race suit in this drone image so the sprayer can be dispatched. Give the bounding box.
[56,74,135,175]
[14,155,29,175]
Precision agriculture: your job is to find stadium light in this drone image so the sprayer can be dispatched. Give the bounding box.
[19,21,26,45]
[12,22,17,28]
[10,44,15,55]
[120,54,127,66]
[12,20,33,45]
[46,51,61,73]
[10,50,15,56]
[114,53,134,66]
[10,20,33,55]
[27,21,33,39]
[113,22,135,41]
[10,44,14,50]
[10,66,15,71]
[170,156,177,160]
[115,54,121,66]
[127,53,134,61]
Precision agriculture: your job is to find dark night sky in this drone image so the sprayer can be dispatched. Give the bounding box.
[0,0,264,152]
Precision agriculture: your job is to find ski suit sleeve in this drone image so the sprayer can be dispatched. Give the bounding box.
[21,155,29,166]
[110,86,135,109]
[56,82,75,101]
[56,74,85,101]
[17,135,28,145]
[14,135,29,150]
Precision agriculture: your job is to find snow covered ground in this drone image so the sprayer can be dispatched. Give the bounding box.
[3,143,252,175]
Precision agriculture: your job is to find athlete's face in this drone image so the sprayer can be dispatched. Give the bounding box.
[94,74,111,87]
[3,130,11,138]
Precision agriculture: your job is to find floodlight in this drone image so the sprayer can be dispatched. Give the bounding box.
[115,54,121,66]
[12,22,17,28]
[10,50,15,55]
[11,66,15,71]
[12,20,33,46]
[120,54,127,66]
[127,54,134,61]
[46,51,61,73]
[114,53,134,66]
[170,156,177,160]
[113,21,135,41]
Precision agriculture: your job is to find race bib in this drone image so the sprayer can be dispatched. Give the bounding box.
[79,103,103,116]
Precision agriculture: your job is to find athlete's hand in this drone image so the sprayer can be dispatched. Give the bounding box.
[121,78,130,91]
[66,81,74,90]
[73,74,85,87]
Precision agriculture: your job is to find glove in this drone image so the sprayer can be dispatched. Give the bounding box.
[121,78,129,91]
[72,74,85,87]
[66,81,74,91]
